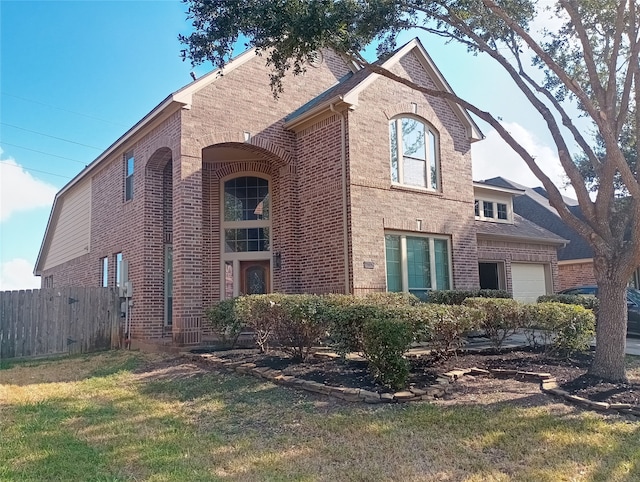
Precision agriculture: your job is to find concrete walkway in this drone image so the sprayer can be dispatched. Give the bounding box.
[461,332,640,356]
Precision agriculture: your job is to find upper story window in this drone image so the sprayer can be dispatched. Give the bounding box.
[389,117,439,191]
[475,198,511,222]
[223,176,270,252]
[124,151,134,201]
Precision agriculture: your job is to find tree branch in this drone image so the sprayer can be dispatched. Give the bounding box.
[361,61,599,243]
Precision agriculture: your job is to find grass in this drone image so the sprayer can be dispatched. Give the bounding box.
[1,351,639,481]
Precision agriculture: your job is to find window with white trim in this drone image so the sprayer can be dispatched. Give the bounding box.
[389,117,439,190]
[385,233,451,300]
[475,198,512,222]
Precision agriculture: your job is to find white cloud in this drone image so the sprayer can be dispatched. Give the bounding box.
[0,149,58,222]
[0,258,41,291]
[471,122,576,197]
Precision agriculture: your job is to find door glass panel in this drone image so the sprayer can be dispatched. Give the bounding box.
[224,261,234,299]
[246,266,267,294]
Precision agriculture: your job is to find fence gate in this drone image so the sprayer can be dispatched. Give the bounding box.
[0,287,120,360]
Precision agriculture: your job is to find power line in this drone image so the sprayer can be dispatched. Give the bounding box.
[0,160,74,180]
[0,122,104,150]
[0,92,128,128]
[1,142,88,165]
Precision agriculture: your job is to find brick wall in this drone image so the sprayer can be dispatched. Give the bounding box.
[558,261,595,291]
[477,237,560,293]
[347,51,479,293]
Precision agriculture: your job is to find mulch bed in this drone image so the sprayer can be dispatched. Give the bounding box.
[198,347,640,407]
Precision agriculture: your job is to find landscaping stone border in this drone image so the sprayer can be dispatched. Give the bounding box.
[183,352,640,417]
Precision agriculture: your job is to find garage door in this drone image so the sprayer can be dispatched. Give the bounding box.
[511,263,547,303]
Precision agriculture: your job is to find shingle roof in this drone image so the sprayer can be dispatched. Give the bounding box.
[475,213,568,245]
[478,177,593,260]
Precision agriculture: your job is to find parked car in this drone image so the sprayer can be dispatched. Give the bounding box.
[558,286,640,336]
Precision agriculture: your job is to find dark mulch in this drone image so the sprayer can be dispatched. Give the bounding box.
[203,347,640,407]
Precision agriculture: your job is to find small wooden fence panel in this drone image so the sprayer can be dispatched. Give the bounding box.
[0,287,120,360]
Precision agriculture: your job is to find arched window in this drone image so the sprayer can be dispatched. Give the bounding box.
[389,117,439,190]
[223,176,270,252]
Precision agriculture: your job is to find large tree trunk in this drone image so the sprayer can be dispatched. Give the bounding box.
[588,261,629,382]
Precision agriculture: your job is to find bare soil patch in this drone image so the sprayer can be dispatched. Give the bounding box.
[201,347,640,408]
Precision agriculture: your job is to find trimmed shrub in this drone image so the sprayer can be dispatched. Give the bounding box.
[526,302,595,354]
[363,292,421,307]
[274,294,329,360]
[206,298,242,348]
[463,298,524,349]
[413,304,482,353]
[537,294,599,313]
[427,289,512,305]
[233,294,284,352]
[360,309,414,390]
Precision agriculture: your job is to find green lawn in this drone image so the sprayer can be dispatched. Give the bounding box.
[1,351,639,481]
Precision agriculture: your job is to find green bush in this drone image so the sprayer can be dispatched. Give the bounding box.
[233,294,284,352]
[360,309,414,390]
[526,302,595,354]
[322,295,368,356]
[427,289,511,305]
[363,292,421,307]
[416,304,483,352]
[537,294,599,313]
[274,294,329,360]
[463,298,524,349]
[206,298,242,348]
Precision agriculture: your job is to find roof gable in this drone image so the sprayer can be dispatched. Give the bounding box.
[284,38,483,141]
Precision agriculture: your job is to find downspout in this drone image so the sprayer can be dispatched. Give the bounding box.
[330,102,351,294]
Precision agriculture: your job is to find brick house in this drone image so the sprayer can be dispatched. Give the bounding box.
[478,177,640,291]
[473,181,567,301]
[35,38,564,345]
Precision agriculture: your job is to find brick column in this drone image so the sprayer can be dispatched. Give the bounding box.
[172,153,203,345]
[134,162,166,339]
[272,164,301,293]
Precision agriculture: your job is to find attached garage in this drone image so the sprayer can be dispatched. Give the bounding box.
[511,263,550,303]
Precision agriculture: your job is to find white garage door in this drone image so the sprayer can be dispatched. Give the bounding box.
[511,263,547,303]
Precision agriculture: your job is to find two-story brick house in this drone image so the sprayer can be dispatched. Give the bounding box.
[34,38,562,346]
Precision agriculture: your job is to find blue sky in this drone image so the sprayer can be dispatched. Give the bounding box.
[0,0,574,290]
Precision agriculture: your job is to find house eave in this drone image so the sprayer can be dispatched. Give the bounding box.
[476,232,568,247]
[283,96,354,132]
[473,182,525,196]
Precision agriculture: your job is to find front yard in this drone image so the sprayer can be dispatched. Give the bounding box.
[1,350,639,481]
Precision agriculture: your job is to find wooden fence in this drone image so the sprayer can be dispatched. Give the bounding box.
[0,287,121,360]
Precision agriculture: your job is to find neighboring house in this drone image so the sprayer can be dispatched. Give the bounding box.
[473,181,567,302]
[35,38,563,346]
[478,176,640,290]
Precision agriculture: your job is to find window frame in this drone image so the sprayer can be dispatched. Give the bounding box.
[101,256,109,287]
[384,231,453,299]
[219,173,272,300]
[114,252,123,288]
[124,150,134,201]
[389,116,440,191]
[474,197,513,223]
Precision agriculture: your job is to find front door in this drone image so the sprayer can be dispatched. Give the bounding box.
[240,260,270,295]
